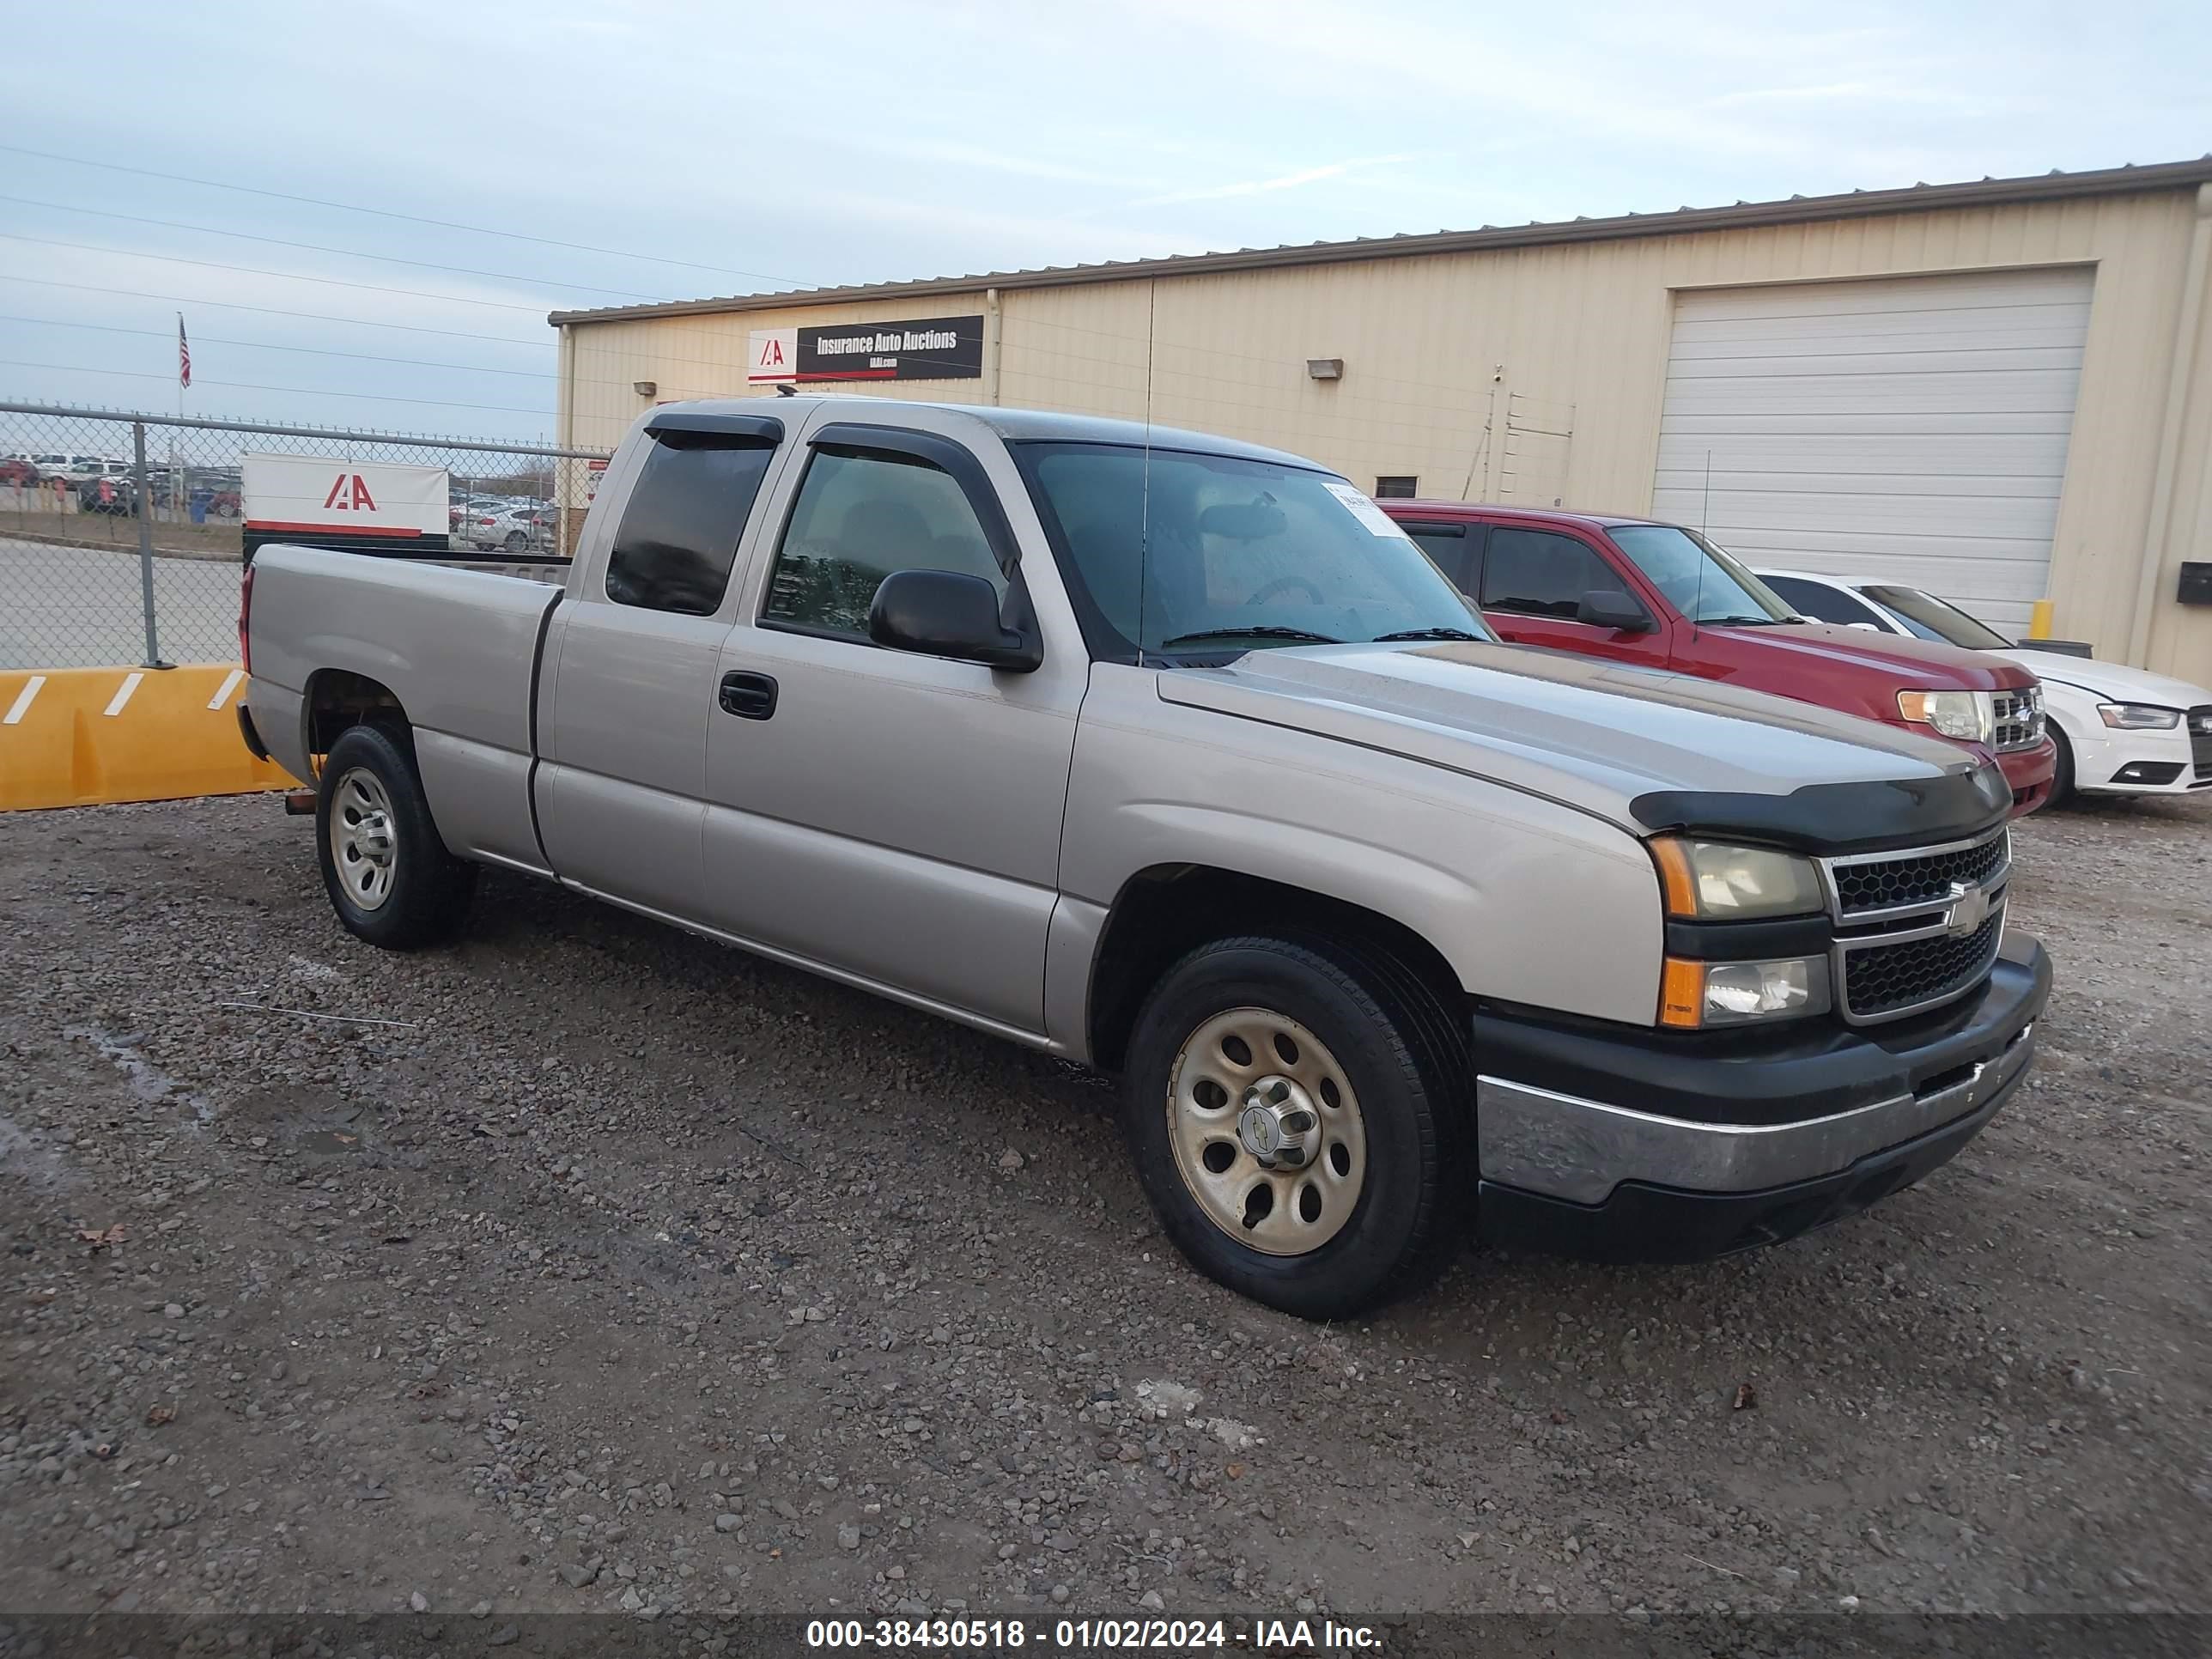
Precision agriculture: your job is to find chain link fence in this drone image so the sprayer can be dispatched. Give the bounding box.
[0,403,611,670]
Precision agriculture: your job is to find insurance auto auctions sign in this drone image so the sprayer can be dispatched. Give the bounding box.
[240,453,448,539]
[747,314,982,385]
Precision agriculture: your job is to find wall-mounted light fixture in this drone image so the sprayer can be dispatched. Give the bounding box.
[633,380,658,398]
[1306,358,1343,381]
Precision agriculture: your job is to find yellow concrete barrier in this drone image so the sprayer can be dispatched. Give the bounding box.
[0,664,300,811]
[2027,599,2055,641]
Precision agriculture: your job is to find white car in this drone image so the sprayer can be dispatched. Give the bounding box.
[469,504,554,553]
[30,453,121,483]
[1756,570,2212,804]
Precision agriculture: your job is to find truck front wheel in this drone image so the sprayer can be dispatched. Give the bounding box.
[1121,935,1467,1319]
[314,723,477,950]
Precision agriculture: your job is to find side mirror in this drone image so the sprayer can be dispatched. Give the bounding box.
[868,568,1042,672]
[1575,589,1655,633]
[1845,621,1882,632]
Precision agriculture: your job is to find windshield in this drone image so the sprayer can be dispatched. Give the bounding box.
[1014,442,1492,659]
[1607,524,1796,624]
[1862,585,2014,650]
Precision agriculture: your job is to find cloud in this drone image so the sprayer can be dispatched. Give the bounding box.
[1130,155,1415,207]
[1705,80,1996,112]
[889,138,1167,191]
[3,0,2203,438]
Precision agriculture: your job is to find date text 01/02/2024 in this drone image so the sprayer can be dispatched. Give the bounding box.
[803,1616,1383,1649]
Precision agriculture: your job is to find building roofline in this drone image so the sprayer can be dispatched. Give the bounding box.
[550,156,2212,327]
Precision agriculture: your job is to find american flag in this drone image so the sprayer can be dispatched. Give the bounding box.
[178,315,191,390]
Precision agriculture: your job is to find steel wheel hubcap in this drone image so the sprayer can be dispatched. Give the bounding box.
[1166,1006,1368,1256]
[329,766,398,911]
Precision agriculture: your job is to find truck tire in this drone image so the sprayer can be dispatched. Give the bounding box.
[1120,934,1468,1319]
[314,722,477,950]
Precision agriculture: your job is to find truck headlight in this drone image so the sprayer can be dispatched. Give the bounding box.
[1649,838,1825,920]
[2095,702,2181,730]
[1898,689,1993,743]
[1661,955,1830,1029]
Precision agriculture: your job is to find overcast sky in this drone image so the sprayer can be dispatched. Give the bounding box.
[2,0,2204,444]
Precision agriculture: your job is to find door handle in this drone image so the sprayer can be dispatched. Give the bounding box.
[718,671,779,720]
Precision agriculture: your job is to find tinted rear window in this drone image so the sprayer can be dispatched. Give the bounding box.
[605,434,777,616]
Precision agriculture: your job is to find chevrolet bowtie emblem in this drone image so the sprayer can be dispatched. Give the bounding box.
[1945,880,1990,939]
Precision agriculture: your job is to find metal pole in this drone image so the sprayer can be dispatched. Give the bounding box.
[131,420,169,669]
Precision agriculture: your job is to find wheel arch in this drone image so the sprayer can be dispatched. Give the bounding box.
[302,667,410,775]
[1084,862,1467,1075]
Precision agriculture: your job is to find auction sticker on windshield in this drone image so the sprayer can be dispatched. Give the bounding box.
[1324,480,1414,538]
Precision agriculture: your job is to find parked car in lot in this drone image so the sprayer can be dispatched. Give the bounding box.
[29,453,118,483]
[1757,569,2212,803]
[451,506,503,544]
[1381,503,2057,816]
[76,474,137,515]
[470,504,554,553]
[241,398,2049,1317]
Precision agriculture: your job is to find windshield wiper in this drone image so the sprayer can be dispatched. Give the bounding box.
[1373,626,1483,642]
[1703,614,1783,626]
[1158,626,1343,649]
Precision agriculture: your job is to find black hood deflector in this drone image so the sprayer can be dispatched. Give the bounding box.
[1631,764,2011,855]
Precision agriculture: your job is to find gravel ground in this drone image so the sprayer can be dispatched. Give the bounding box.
[2,790,2207,1628]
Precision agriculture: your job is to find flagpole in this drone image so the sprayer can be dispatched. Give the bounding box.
[174,313,184,526]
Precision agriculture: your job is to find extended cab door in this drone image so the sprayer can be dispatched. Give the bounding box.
[534,410,790,917]
[1474,523,1668,665]
[696,411,1087,1038]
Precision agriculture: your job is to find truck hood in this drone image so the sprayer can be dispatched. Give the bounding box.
[1706,621,2040,691]
[1158,641,2012,854]
[1991,649,2210,708]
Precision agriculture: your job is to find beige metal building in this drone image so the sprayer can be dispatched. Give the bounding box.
[553,158,2212,681]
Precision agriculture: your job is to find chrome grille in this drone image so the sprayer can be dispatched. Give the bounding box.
[1821,827,2010,1024]
[1826,828,2008,919]
[1992,687,2044,752]
[1840,907,2006,1021]
[2191,705,2212,781]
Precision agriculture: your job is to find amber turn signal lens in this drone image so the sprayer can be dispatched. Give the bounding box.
[1659,957,1705,1029]
[1650,838,1699,918]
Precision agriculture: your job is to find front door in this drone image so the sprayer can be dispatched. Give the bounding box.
[1475,524,1666,665]
[698,416,1086,1036]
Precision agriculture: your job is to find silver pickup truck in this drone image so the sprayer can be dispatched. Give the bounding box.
[240,397,2049,1317]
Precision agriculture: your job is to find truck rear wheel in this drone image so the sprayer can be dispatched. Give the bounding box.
[315,723,476,951]
[1120,934,1468,1319]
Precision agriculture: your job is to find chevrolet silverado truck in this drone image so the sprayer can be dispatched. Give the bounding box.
[1380,502,2058,816]
[240,398,2050,1318]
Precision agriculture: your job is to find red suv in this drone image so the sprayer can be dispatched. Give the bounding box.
[1381,503,2056,815]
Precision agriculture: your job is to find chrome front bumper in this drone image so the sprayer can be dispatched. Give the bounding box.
[1477,1018,2036,1206]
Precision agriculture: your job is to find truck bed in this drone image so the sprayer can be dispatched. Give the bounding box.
[422,555,569,585]
[246,541,563,874]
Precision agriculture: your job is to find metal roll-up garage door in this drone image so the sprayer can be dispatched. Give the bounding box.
[1651,267,2094,636]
